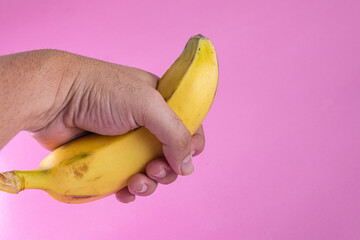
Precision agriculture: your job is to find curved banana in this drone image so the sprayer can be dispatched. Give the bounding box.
[0,34,219,203]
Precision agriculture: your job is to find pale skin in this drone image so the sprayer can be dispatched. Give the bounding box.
[0,50,205,203]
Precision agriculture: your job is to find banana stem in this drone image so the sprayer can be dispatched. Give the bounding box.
[0,171,23,194]
[15,170,49,190]
[0,170,49,194]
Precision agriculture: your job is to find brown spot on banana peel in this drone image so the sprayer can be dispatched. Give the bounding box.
[73,170,84,179]
[78,164,88,173]
[91,176,102,181]
[61,153,91,179]
[70,195,93,199]
[47,191,114,204]
[72,163,89,179]
[64,191,114,203]
[61,195,98,204]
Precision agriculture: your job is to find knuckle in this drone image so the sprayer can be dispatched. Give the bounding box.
[131,69,159,88]
[140,72,159,88]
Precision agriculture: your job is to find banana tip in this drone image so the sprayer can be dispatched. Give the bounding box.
[191,34,208,40]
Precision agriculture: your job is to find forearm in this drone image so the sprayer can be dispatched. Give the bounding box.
[0,50,78,149]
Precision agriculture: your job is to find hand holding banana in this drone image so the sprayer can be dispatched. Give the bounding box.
[0,35,218,203]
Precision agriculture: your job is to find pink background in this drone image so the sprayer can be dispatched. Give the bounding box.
[1,0,360,239]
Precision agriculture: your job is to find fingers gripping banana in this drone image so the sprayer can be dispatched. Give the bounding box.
[0,34,219,203]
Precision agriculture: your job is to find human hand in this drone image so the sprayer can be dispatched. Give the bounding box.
[22,50,205,203]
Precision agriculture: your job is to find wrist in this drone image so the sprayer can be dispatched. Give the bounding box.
[19,50,80,132]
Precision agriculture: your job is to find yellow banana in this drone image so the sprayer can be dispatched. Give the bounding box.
[0,34,219,204]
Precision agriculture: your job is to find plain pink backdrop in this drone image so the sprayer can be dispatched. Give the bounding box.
[1,0,360,239]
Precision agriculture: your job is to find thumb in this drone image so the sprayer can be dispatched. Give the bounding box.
[135,90,194,176]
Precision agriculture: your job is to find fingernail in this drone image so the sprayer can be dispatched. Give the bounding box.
[181,154,194,175]
[154,168,167,178]
[136,184,148,193]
